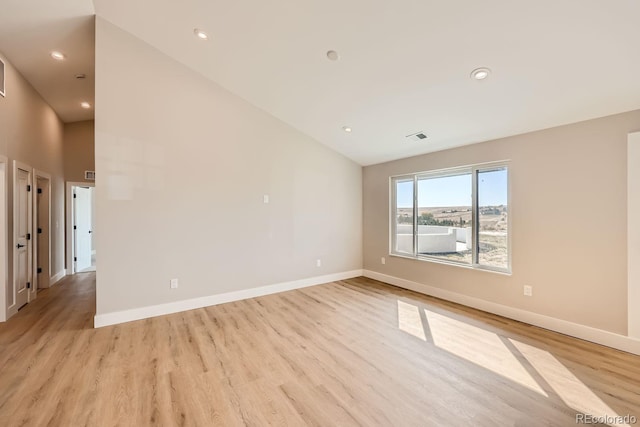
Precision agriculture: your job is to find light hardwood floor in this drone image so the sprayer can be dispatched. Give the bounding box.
[0,273,638,426]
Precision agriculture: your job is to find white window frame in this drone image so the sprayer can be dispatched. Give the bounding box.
[389,161,511,274]
[0,57,5,97]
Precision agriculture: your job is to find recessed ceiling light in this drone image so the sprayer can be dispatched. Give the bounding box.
[51,51,66,61]
[193,28,209,40]
[326,50,340,61]
[342,126,352,133]
[470,67,491,80]
[80,102,91,109]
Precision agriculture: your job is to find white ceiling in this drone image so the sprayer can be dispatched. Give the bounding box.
[0,0,95,123]
[4,1,640,163]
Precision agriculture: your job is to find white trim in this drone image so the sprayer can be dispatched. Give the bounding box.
[0,57,5,97]
[66,181,95,274]
[7,303,18,319]
[363,270,640,356]
[0,156,7,321]
[94,269,363,328]
[388,252,513,276]
[33,170,51,289]
[12,160,34,311]
[389,161,511,274]
[50,270,66,287]
[628,132,640,339]
[388,159,512,180]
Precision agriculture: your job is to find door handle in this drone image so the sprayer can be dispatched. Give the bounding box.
[16,243,25,249]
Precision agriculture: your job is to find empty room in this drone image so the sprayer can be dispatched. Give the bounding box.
[1,0,639,425]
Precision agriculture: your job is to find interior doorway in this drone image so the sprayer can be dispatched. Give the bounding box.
[66,182,95,274]
[34,172,51,289]
[75,187,94,272]
[13,161,34,313]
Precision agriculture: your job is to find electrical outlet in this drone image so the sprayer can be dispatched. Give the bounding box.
[170,278,179,289]
[523,285,532,297]
[263,195,269,204]
[381,257,386,265]
[316,259,322,267]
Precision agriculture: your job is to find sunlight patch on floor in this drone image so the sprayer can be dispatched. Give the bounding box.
[397,300,426,341]
[424,309,547,396]
[510,339,628,426]
[397,301,628,422]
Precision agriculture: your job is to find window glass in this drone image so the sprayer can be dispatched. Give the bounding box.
[394,179,414,255]
[390,163,510,273]
[417,173,472,264]
[477,168,509,270]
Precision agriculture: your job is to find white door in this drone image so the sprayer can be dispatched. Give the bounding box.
[74,187,92,272]
[15,168,32,308]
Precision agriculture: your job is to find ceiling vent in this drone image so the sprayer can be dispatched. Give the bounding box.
[0,58,5,97]
[406,132,427,142]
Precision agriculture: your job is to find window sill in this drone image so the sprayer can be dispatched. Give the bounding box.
[389,253,512,276]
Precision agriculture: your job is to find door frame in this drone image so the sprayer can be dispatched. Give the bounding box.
[11,160,34,316]
[629,131,640,339]
[0,156,8,322]
[34,170,52,290]
[66,181,95,274]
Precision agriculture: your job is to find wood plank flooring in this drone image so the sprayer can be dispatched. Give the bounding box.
[0,273,639,426]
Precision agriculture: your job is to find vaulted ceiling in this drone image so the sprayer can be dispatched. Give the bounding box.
[0,0,94,123]
[4,0,640,164]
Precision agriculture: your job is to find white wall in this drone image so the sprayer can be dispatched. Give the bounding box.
[94,19,362,318]
[0,51,66,319]
[364,110,640,336]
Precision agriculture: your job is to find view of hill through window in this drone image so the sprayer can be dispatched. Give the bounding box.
[393,166,508,271]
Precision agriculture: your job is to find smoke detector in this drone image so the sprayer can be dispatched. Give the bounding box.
[406,132,428,142]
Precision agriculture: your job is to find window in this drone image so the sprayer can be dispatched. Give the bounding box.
[391,163,509,273]
[393,178,414,255]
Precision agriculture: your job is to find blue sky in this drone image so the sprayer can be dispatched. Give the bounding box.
[396,169,507,208]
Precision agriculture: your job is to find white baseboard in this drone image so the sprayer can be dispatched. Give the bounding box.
[94,269,363,328]
[363,270,640,356]
[2,270,67,322]
[50,270,66,287]
[6,304,18,320]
